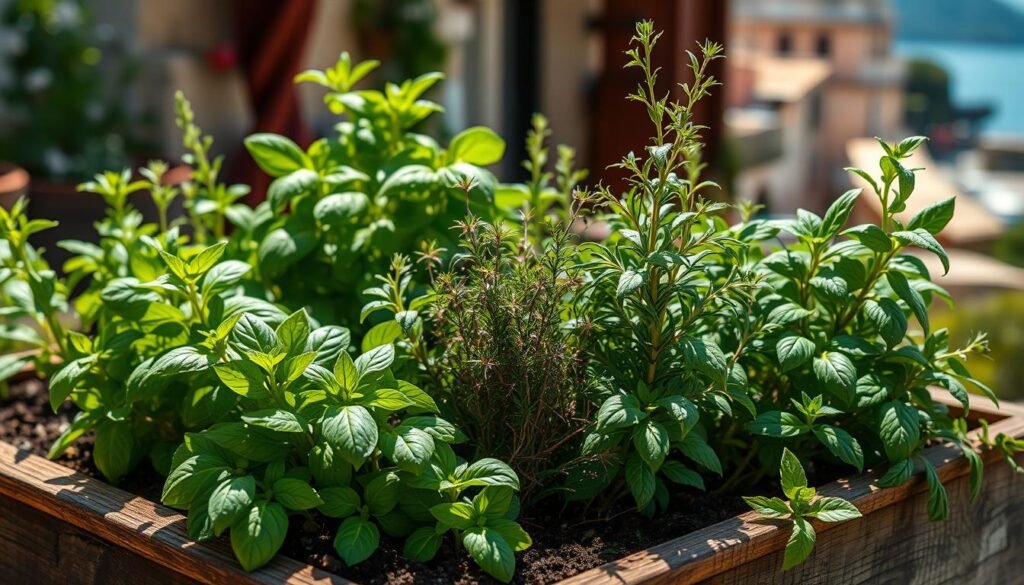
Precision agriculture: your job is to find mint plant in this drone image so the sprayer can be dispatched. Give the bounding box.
[737,137,993,521]
[566,22,758,512]
[743,448,861,570]
[161,311,529,581]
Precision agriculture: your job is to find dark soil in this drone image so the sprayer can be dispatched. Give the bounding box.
[1,378,749,584]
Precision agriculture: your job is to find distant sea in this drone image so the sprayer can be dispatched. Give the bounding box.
[894,40,1024,135]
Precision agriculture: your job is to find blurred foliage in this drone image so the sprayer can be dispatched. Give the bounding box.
[903,58,953,135]
[994,220,1024,268]
[0,0,142,179]
[933,292,1024,400]
[353,0,446,86]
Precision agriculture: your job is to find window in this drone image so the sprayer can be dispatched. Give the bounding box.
[777,32,792,55]
[816,33,831,57]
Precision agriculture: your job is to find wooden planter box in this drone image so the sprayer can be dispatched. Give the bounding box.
[1,387,1022,585]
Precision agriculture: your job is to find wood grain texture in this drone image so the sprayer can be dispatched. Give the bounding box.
[0,440,350,585]
[560,391,1024,585]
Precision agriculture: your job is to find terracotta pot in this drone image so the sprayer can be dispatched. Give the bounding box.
[0,162,29,210]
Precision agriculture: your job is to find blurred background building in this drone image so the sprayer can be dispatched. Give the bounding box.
[2,0,1024,397]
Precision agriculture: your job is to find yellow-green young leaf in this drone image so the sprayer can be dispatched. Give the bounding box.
[214,361,266,399]
[782,516,816,570]
[275,309,310,356]
[187,242,227,277]
[463,526,516,583]
[448,126,506,166]
[487,518,532,552]
[244,133,308,177]
[334,351,359,392]
[430,502,477,529]
[361,320,402,352]
[230,501,289,571]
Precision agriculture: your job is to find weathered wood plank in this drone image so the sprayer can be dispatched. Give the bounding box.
[0,440,350,585]
[560,393,1024,585]
[0,492,198,585]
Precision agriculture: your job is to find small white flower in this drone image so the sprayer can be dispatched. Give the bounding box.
[50,1,82,30]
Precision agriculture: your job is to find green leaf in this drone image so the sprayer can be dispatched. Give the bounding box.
[204,423,292,462]
[354,344,394,377]
[878,401,920,461]
[267,169,319,211]
[334,351,359,391]
[241,409,305,433]
[814,425,864,471]
[231,314,279,355]
[782,516,816,570]
[680,433,722,475]
[187,242,228,277]
[742,495,791,518]
[273,478,322,510]
[379,426,435,473]
[48,356,94,411]
[475,486,515,518]
[767,303,812,326]
[893,229,949,275]
[314,192,370,226]
[876,458,915,488]
[258,226,317,279]
[842,224,892,252]
[230,501,289,571]
[361,321,402,352]
[488,518,532,552]
[321,405,379,467]
[214,361,266,398]
[457,458,520,490]
[863,298,907,348]
[632,419,669,470]
[244,133,308,177]
[403,526,443,562]
[94,422,133,483]
[680,337,728,383]
[750,411,806,438]
[922,458,949,521]
[807,496,862,522]
[819,189,860,238]
[202,260,251,296]
[595,393,645,432]
[430,502,477,529]
[448,126,506,166]
[318,486,361,518]
[276,309,311,357]
[886,271,929,334]
[779,448,808,500]
[812,352,857,402]
[776,334,815,372]
[209,476,255,534]
[463,526,516,583]
[333,516,380,566]
[660,460,705,490]
[908,196,955,235]
[616,270,645,298]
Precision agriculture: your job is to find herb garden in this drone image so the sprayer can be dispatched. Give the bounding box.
[1,22,1022,584]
